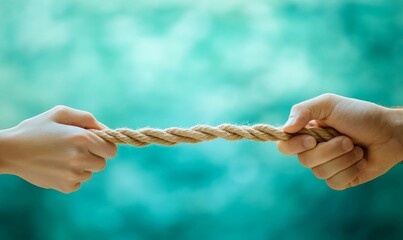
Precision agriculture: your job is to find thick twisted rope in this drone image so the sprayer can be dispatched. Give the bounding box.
[89,124,339,147]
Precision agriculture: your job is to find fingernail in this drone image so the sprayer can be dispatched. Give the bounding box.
[284,116,295,128]
[353,147,363,158]
[303,137,316,149]
[342,138,353,151]
[357,160,367,170]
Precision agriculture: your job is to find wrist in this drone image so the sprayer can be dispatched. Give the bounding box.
[386,108,403,159]
[0,128,16,174]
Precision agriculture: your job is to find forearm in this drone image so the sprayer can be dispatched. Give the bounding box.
[0,129,9,173]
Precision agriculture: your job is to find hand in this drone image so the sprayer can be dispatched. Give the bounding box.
[277,94,403,190]
[0,106,117,193]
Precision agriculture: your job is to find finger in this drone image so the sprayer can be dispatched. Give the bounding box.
[306,120,319,127]
[68,182,82,193]
[50,105,104,130]
[79,153,107,172]
[60,182,82,194]
[86,130,118,159]
[311,146,364,179]
[80,171,93,182]
[67,170,93,182]
[297,136,354,168]
[277,135,317,155]
[283,94,340,133]
[350,162,395,188]
[326,159,367,190]
[98,122,108,129]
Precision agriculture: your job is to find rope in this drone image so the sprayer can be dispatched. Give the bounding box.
[89,124,340,147]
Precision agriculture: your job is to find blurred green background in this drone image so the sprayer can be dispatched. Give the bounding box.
[1,0,403,239]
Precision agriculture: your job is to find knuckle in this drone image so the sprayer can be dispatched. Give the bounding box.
[99,159,107,170]
[68,183,81,192]
[66,170,81,182]
[73,183,82,191]
[311,167,327,179]
[83,171,93,180]
[326,179,346,191]
[83,111,96,121]
[297,154,313,168]
[107,144,118,158]
[329,139,343,150]
[60,184,80,194]
[94,159,107,172]
[277,141,293,155]
[52,105,71,117]
[69,158,82,169]
[290,104,311,123]
[69,151,86,165]
[297,108,312,123]
[319,93,336,102]
[69,132,91,146]
[290,103,301,112]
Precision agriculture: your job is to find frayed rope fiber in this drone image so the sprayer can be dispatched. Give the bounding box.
[89,124,339,147]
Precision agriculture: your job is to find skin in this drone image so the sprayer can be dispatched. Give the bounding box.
[0,106,117,194]
[277,94,403,190]
[0,95,401,193]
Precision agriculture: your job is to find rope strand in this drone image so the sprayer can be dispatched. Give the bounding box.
[89,124,340,147]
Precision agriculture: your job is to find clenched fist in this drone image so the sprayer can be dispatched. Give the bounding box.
[0,106,117,193]
[277,94,403,190]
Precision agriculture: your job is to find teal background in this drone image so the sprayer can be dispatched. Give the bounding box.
[1,0,403,239]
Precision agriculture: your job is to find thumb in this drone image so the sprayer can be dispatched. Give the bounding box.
[283,94,338,133]
[50,105,106,130]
